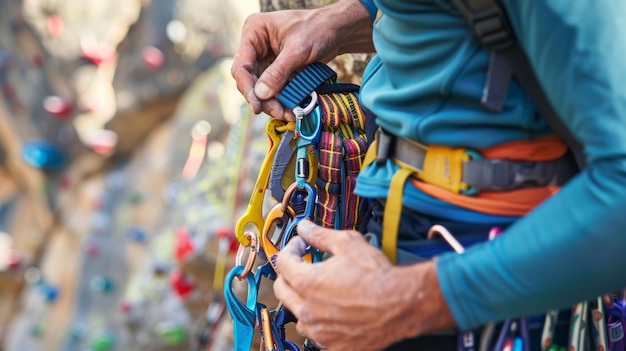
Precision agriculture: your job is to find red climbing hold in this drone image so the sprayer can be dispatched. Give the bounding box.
[43,96,72,119]
[174,227,195,263]
[81,44,116,66]
[142,46,165,71]
[169,269,195,299]
[216,226,238,254]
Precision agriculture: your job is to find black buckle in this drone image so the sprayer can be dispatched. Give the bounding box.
[488,160,556,190]
[376,129,394,165]
[452,0,515,51]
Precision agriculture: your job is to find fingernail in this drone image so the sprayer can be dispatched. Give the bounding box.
[269,109,282,119]
[283,110,295,122]
[255,82,271,99]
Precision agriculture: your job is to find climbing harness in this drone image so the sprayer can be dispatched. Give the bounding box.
[363,126,579,264]
[225,62,372,350]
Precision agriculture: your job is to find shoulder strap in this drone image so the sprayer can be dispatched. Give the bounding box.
[451,0,586,169]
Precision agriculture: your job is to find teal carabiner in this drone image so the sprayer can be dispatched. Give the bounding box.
[294,101,321,189]
[224,265,259,351]
[298,107,322,146]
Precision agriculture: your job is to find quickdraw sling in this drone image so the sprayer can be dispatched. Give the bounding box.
[225,62,373,351]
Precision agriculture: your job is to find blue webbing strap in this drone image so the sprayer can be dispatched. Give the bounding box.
[277,62,337,110]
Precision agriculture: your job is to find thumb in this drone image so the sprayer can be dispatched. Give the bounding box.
[254,56,303,100]
[296,219,346,254]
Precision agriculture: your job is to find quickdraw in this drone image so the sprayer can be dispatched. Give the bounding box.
[427,225,518,351]
[429,224,625,351]
[225,62,372,350]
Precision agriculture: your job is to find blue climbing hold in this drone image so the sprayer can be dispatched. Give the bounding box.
[22,139,65,170]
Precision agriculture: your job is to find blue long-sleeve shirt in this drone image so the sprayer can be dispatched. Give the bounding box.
[354,0,626,330]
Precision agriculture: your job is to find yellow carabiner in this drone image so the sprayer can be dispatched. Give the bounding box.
[235,119,285,246]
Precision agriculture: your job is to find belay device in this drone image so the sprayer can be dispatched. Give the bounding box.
[224,62,373,351]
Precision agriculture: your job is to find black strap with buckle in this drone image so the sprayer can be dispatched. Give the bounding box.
[375,128,578,193]
[452,0,586,170]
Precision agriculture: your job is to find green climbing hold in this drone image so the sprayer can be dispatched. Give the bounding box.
[155,321,187,346]
[90,331,116,351]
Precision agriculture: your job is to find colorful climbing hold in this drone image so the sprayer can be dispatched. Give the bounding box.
[90,330,116,351]
[119,300,133,315]
[215,226,238,254]
[174,227,195,263]
[155,320,187,346]
[6,250,22,271]
[142,46,165,71]
[169,268,195,299]
[90,276,115,293]
[43,95,73,118]
[82,129,118,156]
[21,139,65,170]
[81,43,116,66]
[127,226,147,243]
[37,282,60,303]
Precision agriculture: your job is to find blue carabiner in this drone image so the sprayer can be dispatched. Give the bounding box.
[284,340,301,351]
[280,182,317,250]
[295,107,322,189]
[255,262,277,290]
[275,310,301,351]
[298,107,322,147]
[224,265,259,351]
[606,298,626,319]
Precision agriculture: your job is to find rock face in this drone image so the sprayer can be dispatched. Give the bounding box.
[0,0,372,350]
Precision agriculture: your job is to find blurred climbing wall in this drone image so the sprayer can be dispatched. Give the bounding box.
[0,0,373,350]
[0,0,262,350]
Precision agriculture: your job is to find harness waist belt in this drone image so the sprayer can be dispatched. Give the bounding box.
[375,128,578,194]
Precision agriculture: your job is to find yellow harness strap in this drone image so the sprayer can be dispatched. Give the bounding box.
[382,167,412,263]
[361,132,473,263]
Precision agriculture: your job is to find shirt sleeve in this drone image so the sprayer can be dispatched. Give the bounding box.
[359,0,378,20]
[437,0,626,330]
